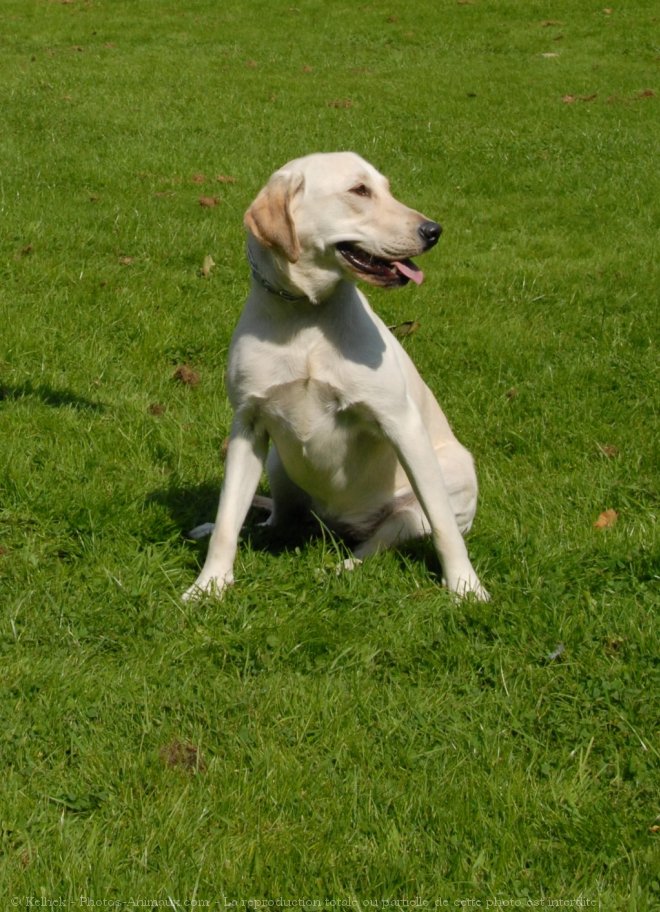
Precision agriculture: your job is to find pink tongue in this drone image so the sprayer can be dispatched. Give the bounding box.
[393,260,424,285]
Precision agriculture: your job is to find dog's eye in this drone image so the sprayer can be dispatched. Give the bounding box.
[350,184,371,198]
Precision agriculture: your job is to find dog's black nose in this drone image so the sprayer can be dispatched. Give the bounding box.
[418,220,442,249]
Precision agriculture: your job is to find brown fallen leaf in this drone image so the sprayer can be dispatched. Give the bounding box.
[199,196,220,208]
[637,89,655,99]
[328,99,353,109]
[597,443,619,458]
[173,364,200,387]
[159,740,206,773]
[118,255,134,266]
[603,635,625,655]
[505,387,519,400]
[191,173,206,184]
[562,94,597,103]
[216,174,237,184]
[148,403,166,416]
[594,509,618,529]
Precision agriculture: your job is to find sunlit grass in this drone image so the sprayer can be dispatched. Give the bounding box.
[1,0,658,905]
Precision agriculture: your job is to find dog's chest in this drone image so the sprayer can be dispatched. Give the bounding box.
[261,376,350,441]
[230,329,372,446]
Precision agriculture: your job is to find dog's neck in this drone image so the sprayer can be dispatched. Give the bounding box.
[247,236,307,303]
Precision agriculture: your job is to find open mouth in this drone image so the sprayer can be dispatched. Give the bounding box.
[336,242,424,288]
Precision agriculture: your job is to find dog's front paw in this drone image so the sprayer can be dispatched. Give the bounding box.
[444,566,490,602]
[182,569,233,602]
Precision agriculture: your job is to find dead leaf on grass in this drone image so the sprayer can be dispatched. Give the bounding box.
[199,196,220,208]
[594,509,618,529]
[159,740,206,773]
[199,254,216,278]
[191,173,206,184]
[596,443,619,458]
[328,99,354,109]
[603,635,625,655]
[637,89,655,99]
[389,320,420,339]
[148,403,166,416]
[216,174,237,184]
[118,255,134,266]
[562,94,597,103]
[173,364,200,387]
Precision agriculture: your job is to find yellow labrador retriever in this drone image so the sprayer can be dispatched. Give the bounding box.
[184,152,488,601]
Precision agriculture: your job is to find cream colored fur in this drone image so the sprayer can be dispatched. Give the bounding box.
[184,152,488,601]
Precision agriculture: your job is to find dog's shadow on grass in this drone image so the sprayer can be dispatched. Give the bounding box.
[150,482,321,558]
[152,482,442,583]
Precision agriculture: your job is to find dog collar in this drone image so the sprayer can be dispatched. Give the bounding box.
[247,246,307,302]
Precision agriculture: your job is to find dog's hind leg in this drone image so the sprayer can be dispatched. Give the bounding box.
[352,502,431,561]
[264,446,312,528]
[337,501,430,570]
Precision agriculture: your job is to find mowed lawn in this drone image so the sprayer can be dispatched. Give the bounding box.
[1,0,658,905]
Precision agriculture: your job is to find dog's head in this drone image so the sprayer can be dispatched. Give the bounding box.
[244,152,441,303]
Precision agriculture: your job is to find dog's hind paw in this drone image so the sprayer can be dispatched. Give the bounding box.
[336,556,363,575]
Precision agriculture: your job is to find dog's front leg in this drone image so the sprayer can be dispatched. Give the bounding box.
[381,408,489,601]
[183,423,268,600]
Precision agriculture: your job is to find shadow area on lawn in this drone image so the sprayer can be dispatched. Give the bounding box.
[151,481,442,582]
[149,481,322,558]
[0,380,105,412]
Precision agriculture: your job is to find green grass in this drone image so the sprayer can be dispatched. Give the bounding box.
[1,0,658,906]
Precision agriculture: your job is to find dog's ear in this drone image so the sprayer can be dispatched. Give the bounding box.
[244,172,304,263]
